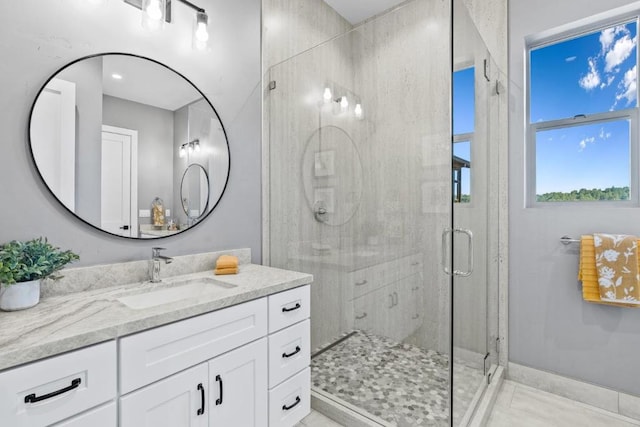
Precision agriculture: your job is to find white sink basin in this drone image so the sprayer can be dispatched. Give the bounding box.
[117,277,236,310]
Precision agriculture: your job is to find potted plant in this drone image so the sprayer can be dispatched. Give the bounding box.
[0,238,79,311]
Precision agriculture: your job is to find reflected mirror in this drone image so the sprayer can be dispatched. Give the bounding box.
[302,125,363,226]
[29,53,230,239]
[181,163,210,220]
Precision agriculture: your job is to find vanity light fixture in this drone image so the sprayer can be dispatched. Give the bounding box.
[179,139,200,157]
[141,0,166,31]
[125,0,209,50]
[323,87,333,103]
[340,96,349,113]
[354,103,363,119]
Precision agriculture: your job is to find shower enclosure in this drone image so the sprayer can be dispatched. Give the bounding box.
[265,0,504,424]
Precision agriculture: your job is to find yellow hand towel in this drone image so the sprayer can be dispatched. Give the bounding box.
[579,235,640,307]
[214,267,238,275]
[216,255,239,270]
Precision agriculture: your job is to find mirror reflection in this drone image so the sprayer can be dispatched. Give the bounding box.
[29,53,230,239]
[181,163,210,221]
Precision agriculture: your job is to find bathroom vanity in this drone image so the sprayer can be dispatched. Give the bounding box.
[0,250,312,427]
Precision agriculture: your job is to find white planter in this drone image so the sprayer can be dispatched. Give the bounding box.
[0,279,41,311]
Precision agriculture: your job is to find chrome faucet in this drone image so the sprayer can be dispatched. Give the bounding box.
[150,247,173,283]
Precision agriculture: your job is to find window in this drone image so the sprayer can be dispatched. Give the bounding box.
[529,20,638,204]
[453,66,474,203]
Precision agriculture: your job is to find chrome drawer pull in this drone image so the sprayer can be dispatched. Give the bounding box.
[355,312,367,320]
[282,303,301,312]
[282,346,301,358]
[411,261,420,266]
[412,314,420,320]
[283,396,301,411]
[355,280,368,286]
[24,378,81,403]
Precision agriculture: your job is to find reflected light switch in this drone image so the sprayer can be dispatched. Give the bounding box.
[165,209,171,217]
[139,209,151,218]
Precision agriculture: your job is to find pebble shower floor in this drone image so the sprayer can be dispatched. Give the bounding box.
[310,330,484,426]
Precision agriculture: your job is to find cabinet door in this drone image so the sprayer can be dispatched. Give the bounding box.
[209,338,268,427]
[120,364,208,427]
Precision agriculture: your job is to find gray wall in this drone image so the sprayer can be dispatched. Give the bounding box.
[0,0,261,265]
[57,57,103,226]
[103,94,175,226]
[509,0,640,396]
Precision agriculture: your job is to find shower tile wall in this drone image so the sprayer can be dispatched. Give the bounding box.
[266,0,452,355]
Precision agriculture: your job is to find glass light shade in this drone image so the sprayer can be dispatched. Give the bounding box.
[323,87,332,103]
[179,146,186,158]
[142,0,166,31]
[188,144,194,154]
[354,103,363,119]
[194,141,201,152]
[193,12,210,51]
[340,96,349,112]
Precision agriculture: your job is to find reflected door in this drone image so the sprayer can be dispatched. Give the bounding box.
[101,126,138,237]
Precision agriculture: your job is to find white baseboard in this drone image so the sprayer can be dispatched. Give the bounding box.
[508,362,640,421]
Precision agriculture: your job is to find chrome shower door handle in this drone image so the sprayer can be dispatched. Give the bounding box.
[441,228,452,275]
[454,228,474,277]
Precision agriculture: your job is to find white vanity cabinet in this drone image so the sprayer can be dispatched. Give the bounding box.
[119,285,310,427]
[0,341,117,427]
[0,283,311,427]
[350,253,424,341]
[267,285,311,427]
[120,339,268,427]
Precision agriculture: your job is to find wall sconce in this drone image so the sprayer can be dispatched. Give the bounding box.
[322,81,364,119]
[124,0,209,50]
[179,139,200,158]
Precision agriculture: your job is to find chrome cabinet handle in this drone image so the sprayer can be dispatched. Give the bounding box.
[412,314,420,320]
[393,291,398,306]
[355,312,367,320]
[355,280,368,286]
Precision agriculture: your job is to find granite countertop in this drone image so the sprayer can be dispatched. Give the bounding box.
[0,263,312,372]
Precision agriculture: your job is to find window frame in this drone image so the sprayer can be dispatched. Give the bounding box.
[526,16,640,207]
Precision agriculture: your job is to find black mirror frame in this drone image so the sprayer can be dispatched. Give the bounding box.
[27,52,231,240]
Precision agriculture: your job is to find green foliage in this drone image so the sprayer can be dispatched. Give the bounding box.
[0,238,79,285]
[537,186,630,202]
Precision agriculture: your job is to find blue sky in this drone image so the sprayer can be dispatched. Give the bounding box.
[453,67,474,197]
[530,21,637,195]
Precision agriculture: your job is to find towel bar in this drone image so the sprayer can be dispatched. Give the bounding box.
[560,235,580,245]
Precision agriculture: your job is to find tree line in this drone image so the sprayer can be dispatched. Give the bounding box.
[536,186,629,202]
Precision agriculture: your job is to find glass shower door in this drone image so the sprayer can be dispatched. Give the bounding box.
[451,0,501,423]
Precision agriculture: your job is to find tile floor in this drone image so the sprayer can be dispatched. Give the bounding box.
[487,380,640,427]
[300,380,640,427]
[310,330,484,426]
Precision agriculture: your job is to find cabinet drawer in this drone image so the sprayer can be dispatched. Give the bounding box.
[0,341,116,427]
[268,368,310,427]
[268,320,310,387]
[268,285,310,333]
[52,402,116,427]
[350,263,385,299]
[120,298,267,394]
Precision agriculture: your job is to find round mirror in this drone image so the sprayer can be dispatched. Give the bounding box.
[302,126,363,226]
[181,164,210,220]
[28,53,230,239]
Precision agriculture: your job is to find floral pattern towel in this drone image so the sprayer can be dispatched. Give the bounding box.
[594,233,640,304]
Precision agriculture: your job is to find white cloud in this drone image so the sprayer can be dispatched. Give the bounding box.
[604,34,637,72]
[565,56,577,62]
[615,65,637,106]
[579,136,596,152]
[600,25,629,53]
[579,58,601,90]
[600,75,616,89]
[599,128,612,139]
